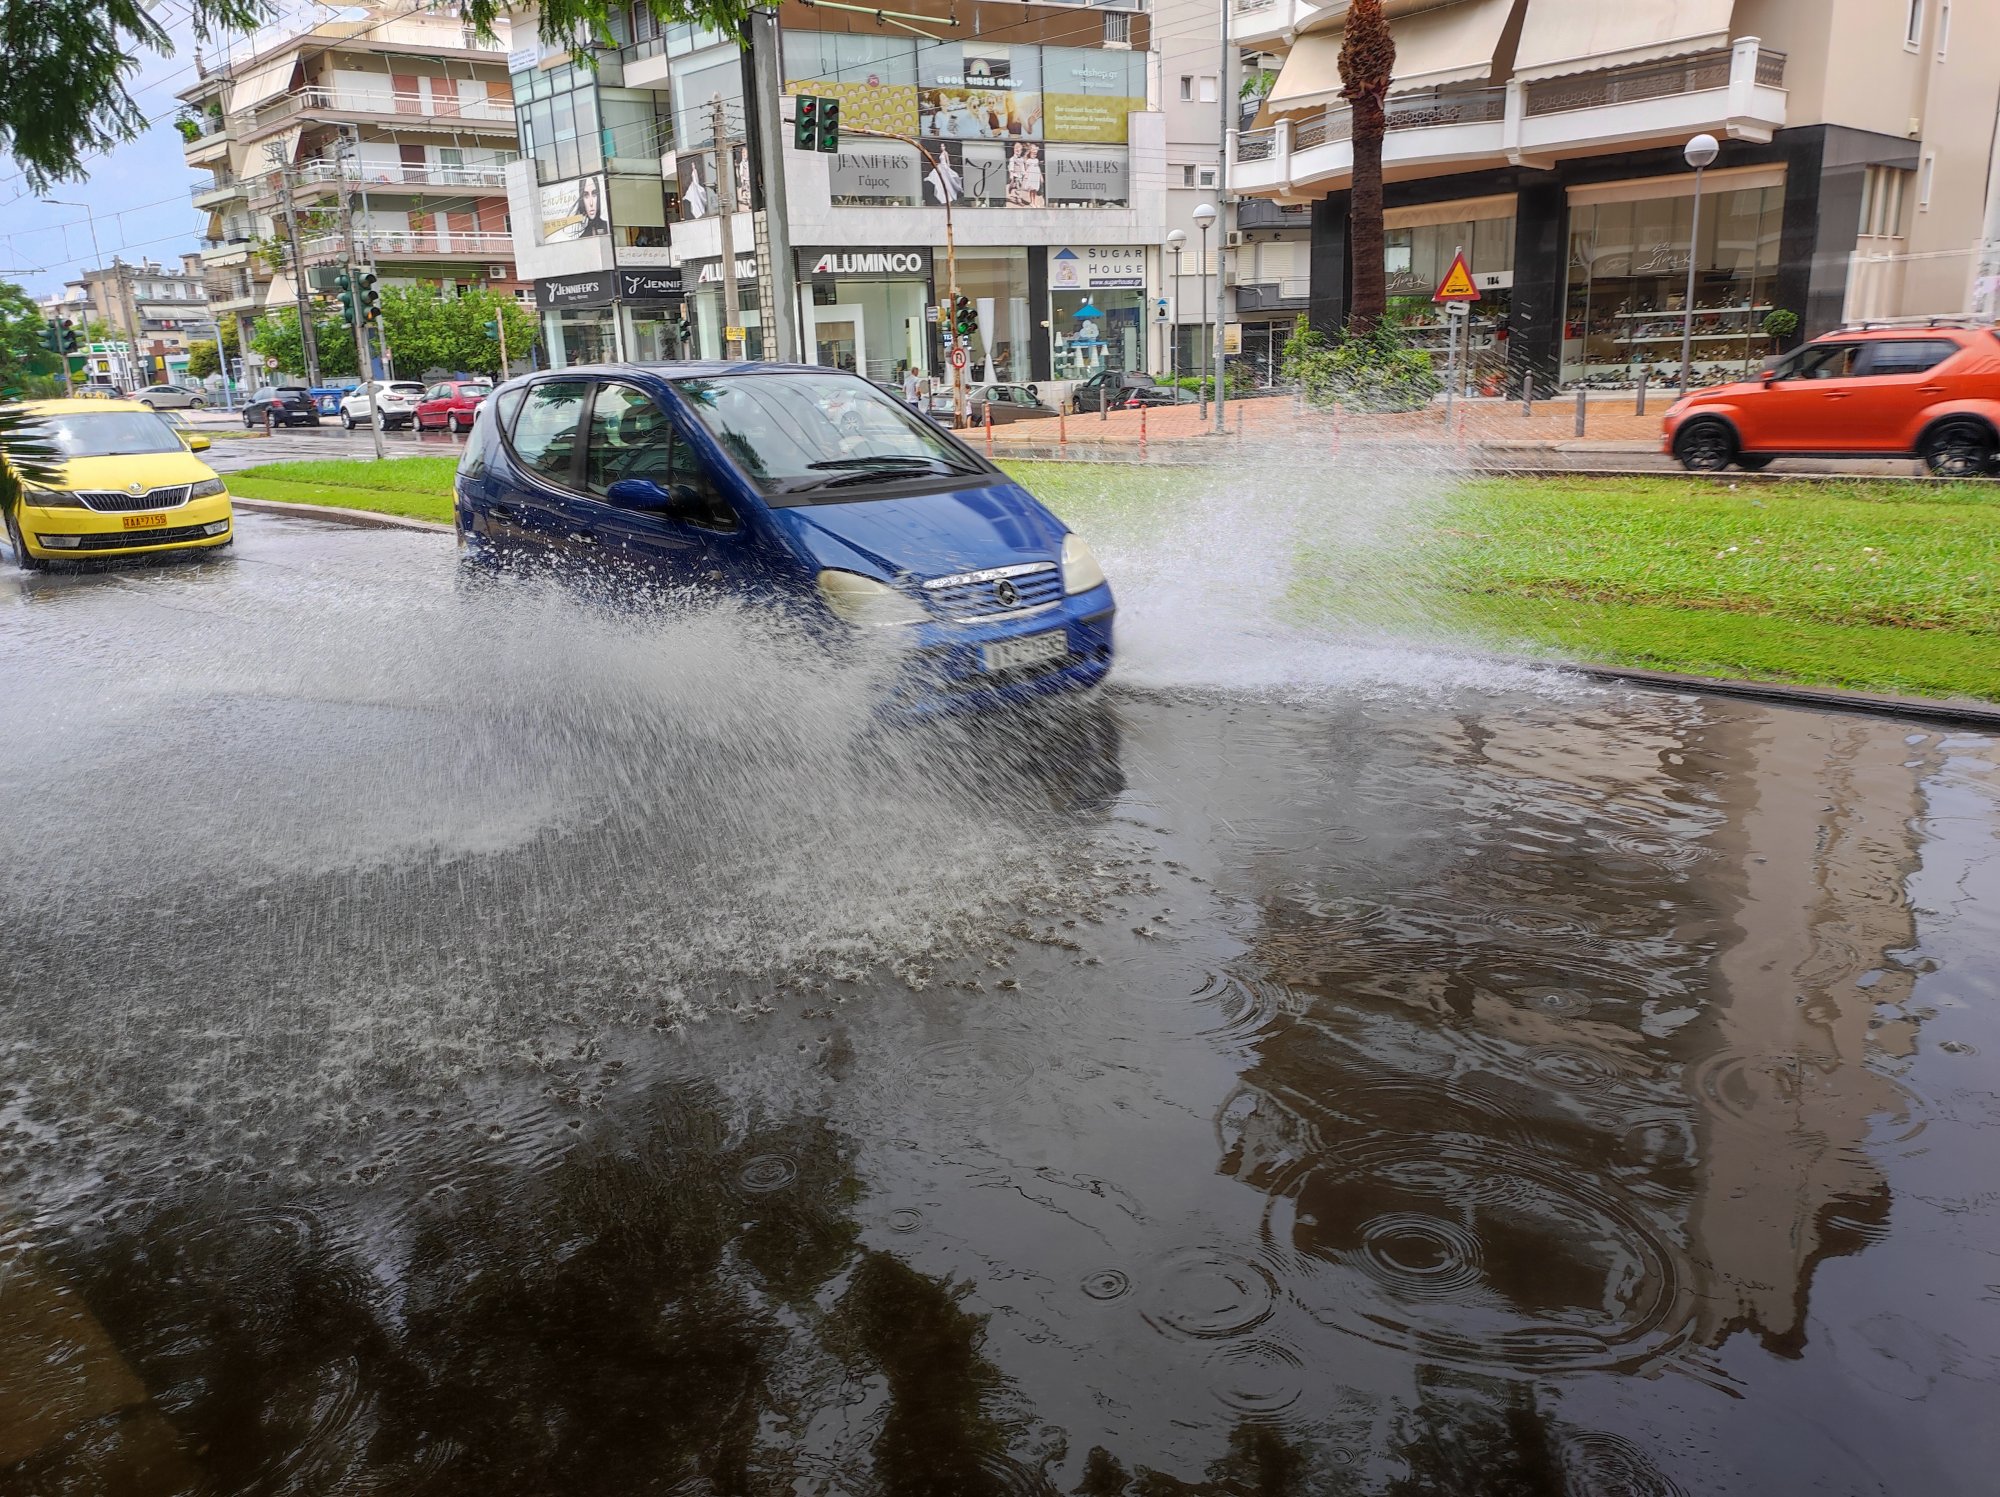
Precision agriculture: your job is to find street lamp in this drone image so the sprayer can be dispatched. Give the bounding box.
[1678,132,1719,397]
[1166,227,1187,385]
[1193,202,1217,421]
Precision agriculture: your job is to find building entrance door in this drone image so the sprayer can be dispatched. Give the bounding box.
[808,304,865,375]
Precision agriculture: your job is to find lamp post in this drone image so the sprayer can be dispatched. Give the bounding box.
[1166,227,1186,387]
[1193,202,1216,421]
[1678,132,1719,397]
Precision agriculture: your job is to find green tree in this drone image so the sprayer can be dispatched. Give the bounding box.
[1338,0,1395,332]
[0,281,50,392]
[184,339,220,380]
[250,305,356,381]
[379,282,534,379]
[0,0,748,191]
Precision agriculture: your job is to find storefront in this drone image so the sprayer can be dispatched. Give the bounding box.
[532,267,686,368]
[795,246,934,384]
[683,253,767,361]
[942,247,1032,383]
[1561,166,1786,390]
[1047,245,1146,381]
[1380,196,1516,393]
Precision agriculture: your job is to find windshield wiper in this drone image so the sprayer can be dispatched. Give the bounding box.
[791,455,980,491]
[804,455,966,471]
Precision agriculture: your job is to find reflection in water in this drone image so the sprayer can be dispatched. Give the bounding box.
[3,543,1998,1492]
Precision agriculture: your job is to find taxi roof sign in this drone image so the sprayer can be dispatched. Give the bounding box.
[1433,251,1480,303]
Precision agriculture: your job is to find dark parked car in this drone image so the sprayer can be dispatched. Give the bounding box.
[241,385,320,428]
[1069,370,1195,412]
[966,383,1057,425]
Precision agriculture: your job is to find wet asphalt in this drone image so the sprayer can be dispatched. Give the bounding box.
[1,512,1997,1495]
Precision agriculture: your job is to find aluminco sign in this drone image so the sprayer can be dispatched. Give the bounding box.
[797,245,934,280]
[812,250,925,276]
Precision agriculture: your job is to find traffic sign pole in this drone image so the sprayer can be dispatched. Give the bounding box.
[1433,246,1481,421]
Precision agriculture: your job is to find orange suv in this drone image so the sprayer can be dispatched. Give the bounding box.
[1662,324,2000,476]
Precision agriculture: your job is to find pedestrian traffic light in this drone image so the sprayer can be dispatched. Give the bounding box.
[59,319,78,354]
[358,270,381,325]
[335,269,357,326]
[817,95,839,153]
[795,95,818,152]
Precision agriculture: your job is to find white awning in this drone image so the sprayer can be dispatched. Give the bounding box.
[264,125,303,165]
[1391,0,1516,91]
[1514,0,1736,81]
[1266,33,1346,114]
[225,55,300,116]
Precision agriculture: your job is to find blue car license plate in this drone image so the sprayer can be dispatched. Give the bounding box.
[981,630,1067,673]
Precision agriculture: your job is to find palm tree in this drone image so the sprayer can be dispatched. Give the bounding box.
[1,403,62,570]
[1339,0,1396,332]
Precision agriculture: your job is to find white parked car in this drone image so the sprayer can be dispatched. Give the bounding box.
[135,383,207,410]
[340,380,426,430]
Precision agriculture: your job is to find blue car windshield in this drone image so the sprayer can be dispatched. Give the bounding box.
[673,371,981,502]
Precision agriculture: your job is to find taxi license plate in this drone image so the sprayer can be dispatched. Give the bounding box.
[981,630,1067,673]
[122,513,170,530]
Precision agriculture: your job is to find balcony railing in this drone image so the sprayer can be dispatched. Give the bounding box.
[190,176,244,200]
[298,229,515,261]
[1236,279,1309,311]
[1524,47,1783,116]
[239,87,516,133]
[281,158,513,193]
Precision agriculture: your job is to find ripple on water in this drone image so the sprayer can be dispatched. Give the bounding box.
[1603,829,1711,872]
[735,1153,799,1193]
[1265,1137,1692,1375]
[1208,1338,1308,1423]
[1558,1431,1688,1497]
[1140,1246,1281,1341]
[1185,968,1306,1045]
[885,1207,924,1234]
[1081,1267,1131,1301]
[1527,1045,1634,1096]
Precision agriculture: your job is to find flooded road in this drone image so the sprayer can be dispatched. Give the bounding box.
[3,515,1997,1495]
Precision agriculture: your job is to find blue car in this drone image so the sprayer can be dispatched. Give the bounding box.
[453,362,1114,710]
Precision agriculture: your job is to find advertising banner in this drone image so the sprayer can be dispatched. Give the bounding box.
[540,175,610,243]
[1040,46,1145,145]
[783,78,919,139]
[919,138,1010,207]
[1042,147,1129,206]
[1050,246,1146,290]
[829,144,922,206]
[673,148,750,221]
[917,42,1041,140]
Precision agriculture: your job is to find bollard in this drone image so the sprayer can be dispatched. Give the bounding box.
[1235,402,1243,437]
[1059,403,1068,458]
[1635,369,1648,417]
[1521,372,1534,417]
[1331,400,1342,457]
[1099,389,1108,422]
[984,399,994,456]
[1455,398,1467,452]
[1574,385,1587,438]
[262,405,273,437]
[1139,403,1148,459]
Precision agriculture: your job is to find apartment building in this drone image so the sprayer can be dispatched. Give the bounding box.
[508,0,1167,396]
[178,2,520,357]
[1231,0,2000,391]
[41,255,215,384]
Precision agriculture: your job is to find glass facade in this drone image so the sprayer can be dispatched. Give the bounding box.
[1383,213,1515,392]
[1562,181,1786,389]
[948,249,1031,383]
[1051,288,1143,381]
[544,308,618,368]
[806,277,931,383]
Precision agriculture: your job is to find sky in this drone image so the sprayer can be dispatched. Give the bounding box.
[0,6,268,299]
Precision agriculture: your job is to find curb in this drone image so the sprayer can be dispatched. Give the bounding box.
[1545,658,2000,730]
[234,498,452,533]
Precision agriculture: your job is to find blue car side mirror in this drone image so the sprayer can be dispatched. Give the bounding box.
[605,477,682,512]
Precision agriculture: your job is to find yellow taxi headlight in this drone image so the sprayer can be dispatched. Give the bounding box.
[24,486,86,508]
[189,477,226,499]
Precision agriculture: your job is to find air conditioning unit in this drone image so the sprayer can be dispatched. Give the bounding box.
[488,264,507,279]
[1226,230,1244,247]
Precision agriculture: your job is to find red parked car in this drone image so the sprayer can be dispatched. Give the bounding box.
[415,379,493,434]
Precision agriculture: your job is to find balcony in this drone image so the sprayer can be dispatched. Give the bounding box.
[1231,0,1326,50]
[253,158,513,206]
[180,114,236,163]
[1236,196,1310,230]
[191,175,247,208]
[298,229,515,265]
[1236,278,1309,312]
[1233,38,1787,199]
[237,87,516,138]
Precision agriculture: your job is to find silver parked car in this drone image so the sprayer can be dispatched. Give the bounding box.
[135,383,208,410]
[340,380,426,431]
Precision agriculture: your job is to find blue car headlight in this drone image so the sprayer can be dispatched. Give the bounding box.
[816,569,927,627]
[1060,533,1106,595]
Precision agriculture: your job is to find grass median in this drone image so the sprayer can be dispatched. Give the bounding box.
[226,456,1999,703]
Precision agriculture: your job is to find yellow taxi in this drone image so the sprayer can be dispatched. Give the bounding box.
[4,399,233,569]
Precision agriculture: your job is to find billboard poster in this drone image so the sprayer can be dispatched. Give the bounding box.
[917,41,1041,139]
[673,148,750,220]
[782,78,918,139]
[1003,142,1046,207]
[1040,47,1145,145]
[1043,147,1128,206]
[829,143,921,206]
[920,138,1008,208]
[539,175,610,243]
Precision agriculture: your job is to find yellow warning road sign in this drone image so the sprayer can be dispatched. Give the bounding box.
[1433,251,1480,303]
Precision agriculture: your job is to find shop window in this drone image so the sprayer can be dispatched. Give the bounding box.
[1179,75,1193,101]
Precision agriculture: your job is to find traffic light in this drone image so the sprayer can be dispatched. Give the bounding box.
[59,319,77,354]
[952,295,976,339]
[795,95,818,152]
[335,269,357,326]
[482,316,499,339]
[817,95,839,153]
[39,320,60,354]
[359,270,380,324]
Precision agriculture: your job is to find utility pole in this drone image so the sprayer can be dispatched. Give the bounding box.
[747,8,800,361]
[711,94,745,360]
[269,144,320,386]
[341,125,395,380]
[1214,0,1232,436]
[340,187,386,460]
[112,258,143,389]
